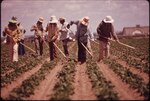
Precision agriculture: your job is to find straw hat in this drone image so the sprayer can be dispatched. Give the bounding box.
[38,17,44,23]
[103,16,114,23]
[9,20,17,23]
[80,16,89,26]
[49,15,58,23]
[9,16,18,23]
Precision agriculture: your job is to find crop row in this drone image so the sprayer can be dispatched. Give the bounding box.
[1,41,49,75]
[50,57,76,100]
[111,38,149,62]
[104,58,149,100]
[1,53,49,87]
[1,41,50,87]
[110,49,149,74]
[8,60,57,100]
[86,57,119,100]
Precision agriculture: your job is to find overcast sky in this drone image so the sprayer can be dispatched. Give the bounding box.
[1,0,149,36]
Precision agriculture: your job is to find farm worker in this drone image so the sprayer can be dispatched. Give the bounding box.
[30,17,44,58]
[69,16,94,64]
[18,22,26,56]
[2,16,21,62]
[58,17,73,57]
[45,15,59,61]
[96,16,119,62]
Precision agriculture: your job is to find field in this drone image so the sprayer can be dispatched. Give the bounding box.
[1,37,149,100]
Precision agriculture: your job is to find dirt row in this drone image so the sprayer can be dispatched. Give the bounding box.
[1,41,148,100]
[97,62,144,100]
[1,57,50,99]
[111,55,149,84]
[71,63,97,100]
[26,62,63,100]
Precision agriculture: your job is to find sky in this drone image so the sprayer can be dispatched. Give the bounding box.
[1,0,149,36]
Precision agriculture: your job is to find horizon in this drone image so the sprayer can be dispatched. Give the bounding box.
[1,0,149,36]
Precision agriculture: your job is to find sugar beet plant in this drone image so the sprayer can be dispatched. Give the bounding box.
[86,57,119,100]
[110,38,149,74]
[111,49,149,74]
[1,41,49,87]
[50,57,76,100]
[8,60,57,100]
[104,58,149,100]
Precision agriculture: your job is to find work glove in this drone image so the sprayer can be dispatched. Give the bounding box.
[116,39,120,43]
[91,38,94,41]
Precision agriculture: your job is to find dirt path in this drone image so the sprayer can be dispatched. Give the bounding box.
[111,55,149,84]
[1,58,49,99]
[97,62,144,100]
[68,42,76,51]
[26,62,63,100]
[71,63,97,100]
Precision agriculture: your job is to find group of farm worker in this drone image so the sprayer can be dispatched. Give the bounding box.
[3,15,119,64]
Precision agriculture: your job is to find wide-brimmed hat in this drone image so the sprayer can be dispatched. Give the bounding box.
[49,15,58,23]
[103,16,114,23]
[9,20,17,23]
[9,16,18,23]
[80,16,89,26]
[38,17,44,23]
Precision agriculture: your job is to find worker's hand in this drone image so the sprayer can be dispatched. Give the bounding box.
[69,21,74,25]
[51,36,57,42]
[91,38,94,41]
[116,40,120,43]
[59,29,63,32]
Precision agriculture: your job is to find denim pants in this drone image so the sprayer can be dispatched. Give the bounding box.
[77,41,87,63]
[49,41,57,61]
[18,40,25,55]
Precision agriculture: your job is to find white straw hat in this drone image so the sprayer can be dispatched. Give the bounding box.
[9,20,17,23]
[103,16,114,23]
[49,15,58,23]
[9,16,18,23]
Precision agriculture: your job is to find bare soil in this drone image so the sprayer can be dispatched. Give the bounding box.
[111,55,149,84]
[1,58,49,99]
[97,62,144,100]
[26,62,63,100]
[70,63,97,100]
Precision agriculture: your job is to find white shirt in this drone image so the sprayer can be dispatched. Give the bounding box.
[59,22,69,41]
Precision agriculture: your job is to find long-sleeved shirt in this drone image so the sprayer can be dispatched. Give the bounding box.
[59,22,69,41]
[30,23,44,38]
[70,20,91,43]
[97,20,118,42]
[45,23,59,42]
[3,24,21,43]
